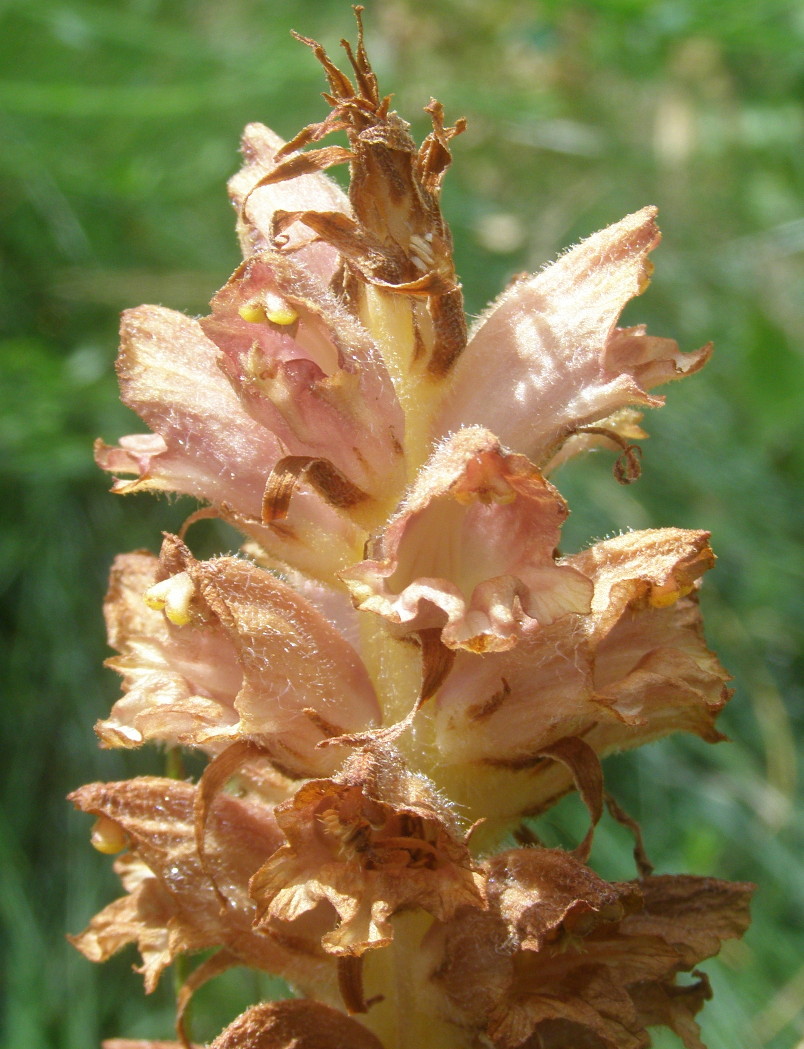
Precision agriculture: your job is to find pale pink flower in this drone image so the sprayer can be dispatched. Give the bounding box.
[98,534,380,777]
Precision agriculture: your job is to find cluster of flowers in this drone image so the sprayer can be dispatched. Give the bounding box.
[72,14,752,1049]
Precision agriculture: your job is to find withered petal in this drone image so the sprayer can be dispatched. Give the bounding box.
[485,847,640,951]
[69,777,336,997]
[630,974,711,1049]
[431,860,751,1049]
[249,758,481,957]
[622,875,755,967]
[228,122,351,275]
[489,965,648,1049]
[208,1000,385,1049]
[68,864,174,992]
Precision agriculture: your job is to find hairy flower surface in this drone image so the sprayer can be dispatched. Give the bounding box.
[429,849,752,1049]
[74,12,752,1049]
[69,777,337,999]
[248,748,482,960]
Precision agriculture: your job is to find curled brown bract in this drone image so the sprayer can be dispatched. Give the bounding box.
[255,8,468,380]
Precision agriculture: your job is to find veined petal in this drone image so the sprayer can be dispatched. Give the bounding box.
[106,535,381,777]
[201,250,405,526]
[249,749,481,956]
[428,852,752,1049]
[95,304,365,582]
[341,428,592,653]
[228,122,351,277]
[69,777,336,997]
[182,546,381,774]
[97,537,380,776]
[96,306,281,511]
[430,529,728,822]
[437,207,711,466]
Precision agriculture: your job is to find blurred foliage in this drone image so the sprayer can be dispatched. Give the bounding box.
[1,0,802,1046]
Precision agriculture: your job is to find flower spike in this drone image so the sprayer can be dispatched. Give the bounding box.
[78,12,752,1049]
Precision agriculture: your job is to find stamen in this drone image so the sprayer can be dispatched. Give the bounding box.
[238,292,299,326]
[238,302,267,324]
[90,815,129,854]
[143,571,195,626]
[265,297,299,326]
[649,581,694,608]
[409,233,436,269]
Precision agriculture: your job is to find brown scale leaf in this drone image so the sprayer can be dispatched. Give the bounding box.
[104,1042,202,1049]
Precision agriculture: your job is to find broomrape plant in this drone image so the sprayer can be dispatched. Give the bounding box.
[71,12,753,1049]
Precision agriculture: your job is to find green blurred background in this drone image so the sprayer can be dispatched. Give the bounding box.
[1,0,802,1046]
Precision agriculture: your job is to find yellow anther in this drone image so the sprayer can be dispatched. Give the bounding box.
[649,583,693,609]
[638,259,655,295]
[264,294,299,326]
[90,815,129,855]
[143,571,195,626]
[238,293,299,327]
[238,302,268,324]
